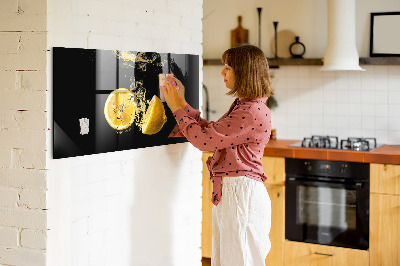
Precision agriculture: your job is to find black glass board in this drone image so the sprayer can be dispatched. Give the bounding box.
[53,47,199,159]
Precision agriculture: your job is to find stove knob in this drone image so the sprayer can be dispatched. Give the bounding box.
[340,164,347,174]
[305,161,312,171]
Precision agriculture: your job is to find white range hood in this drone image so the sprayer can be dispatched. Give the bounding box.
[320,0,365,71]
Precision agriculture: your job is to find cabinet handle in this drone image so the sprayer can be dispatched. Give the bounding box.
[314,252,335,257]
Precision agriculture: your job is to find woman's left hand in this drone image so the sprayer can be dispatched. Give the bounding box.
[161,76,186,113]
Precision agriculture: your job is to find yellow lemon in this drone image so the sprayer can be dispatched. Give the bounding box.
[104,88,137,131]
[141,95,167,135]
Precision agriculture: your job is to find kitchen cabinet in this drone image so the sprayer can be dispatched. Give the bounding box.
[264,184,284,265]
[202,152,213,258]
[284,241,369,266]
[201,153,286,265]
[370,163,400,195]
[261,156,285,266]
[261,156,285,186]
[202,155,400,265]
[370,193,400,266]
[261,141,400,266]
[370,163,400,266]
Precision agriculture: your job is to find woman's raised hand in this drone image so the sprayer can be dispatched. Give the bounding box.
[160,75,187,113]
[172,76,186,106]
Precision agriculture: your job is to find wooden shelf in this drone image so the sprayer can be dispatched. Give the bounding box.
[359,57,400,65]
[268,58,322,67]
[203,57,400,67]
[203,58,323,67]
[202,59,223,66]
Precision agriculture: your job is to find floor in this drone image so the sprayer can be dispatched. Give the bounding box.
[202,257,211,266]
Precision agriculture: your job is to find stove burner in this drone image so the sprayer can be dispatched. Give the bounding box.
[340,137,377,151]
[295,136,379,151]
[301,135,339,149]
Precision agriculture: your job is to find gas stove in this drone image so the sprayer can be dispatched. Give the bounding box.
[289,135,381,151]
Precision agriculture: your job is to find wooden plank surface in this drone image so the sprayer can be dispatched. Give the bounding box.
[371,163,400,195]
[370,193,400,266]
[264,184,285,266]
[201,152,213,258]
[284,241,369,266]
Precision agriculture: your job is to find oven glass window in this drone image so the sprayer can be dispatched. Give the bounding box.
[297,186,356,230]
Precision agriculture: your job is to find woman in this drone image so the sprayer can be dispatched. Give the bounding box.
[161,44,273,266]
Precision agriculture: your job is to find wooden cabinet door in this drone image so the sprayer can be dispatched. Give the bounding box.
[264,184,284,266]
[202,152,213,258]
[262,156,285,265]
[262,156,285,186]
[284,241,369,266]
[370,163,400,195]
[370,193,400,266]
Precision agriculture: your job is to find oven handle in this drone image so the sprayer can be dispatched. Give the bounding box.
[286,177,364,189]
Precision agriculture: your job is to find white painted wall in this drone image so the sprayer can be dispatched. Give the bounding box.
[203,0,400,58]
[0,0,48,265]
[46,0,203,266]
[203,0,326,59]
[203,0,400,145]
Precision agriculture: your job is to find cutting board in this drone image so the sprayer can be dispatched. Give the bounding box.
[231,16,249,48]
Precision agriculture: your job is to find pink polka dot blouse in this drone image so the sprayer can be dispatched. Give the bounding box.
[169,97,272,206]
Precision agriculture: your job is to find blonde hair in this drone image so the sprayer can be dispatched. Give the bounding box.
[221,44,273,99]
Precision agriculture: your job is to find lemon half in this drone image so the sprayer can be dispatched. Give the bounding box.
[141,95,167,135]
[104,88,137,131]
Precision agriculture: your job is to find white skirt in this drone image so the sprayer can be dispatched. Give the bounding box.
[212,176,271,266]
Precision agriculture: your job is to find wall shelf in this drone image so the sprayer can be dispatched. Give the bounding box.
[268,58,323,67]
[203,57,400,67]
[359,57,400,65]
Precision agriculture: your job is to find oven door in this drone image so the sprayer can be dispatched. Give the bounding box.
[285,177,369,250]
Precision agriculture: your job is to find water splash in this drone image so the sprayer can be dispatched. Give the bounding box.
[108,50,165,133]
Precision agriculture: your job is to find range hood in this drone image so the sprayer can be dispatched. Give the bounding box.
[320,0,365,71]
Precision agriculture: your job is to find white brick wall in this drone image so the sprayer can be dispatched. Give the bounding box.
[21,229,47,250]
[2,0,203,264]
[0,227,19,247]
[46,1,203,266]
[0,187,19,208]
[0,0,48,265]
[0,169,47,189]
[0,208,46,230]
[0,248,46,266]
[0,0,46,32]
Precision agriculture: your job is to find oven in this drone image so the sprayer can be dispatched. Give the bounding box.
[285,158,370,250]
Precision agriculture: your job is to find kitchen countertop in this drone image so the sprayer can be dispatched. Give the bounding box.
[263,139,400,165]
